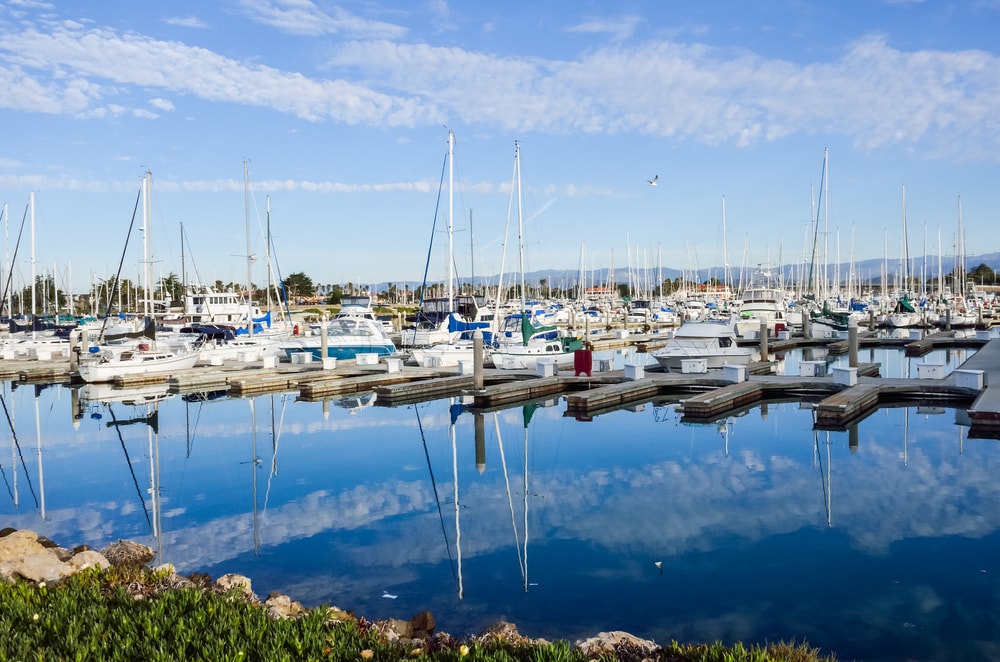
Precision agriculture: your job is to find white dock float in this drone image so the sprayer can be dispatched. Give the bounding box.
[355,353,379,366]
[536,358,558,377]
[723,364,746,383]
[800,360,826,377]
[832,366,857,386]
[624,363,644,380]
[681,358,708,374]
[955,369,984,390]
[917,363,945,379]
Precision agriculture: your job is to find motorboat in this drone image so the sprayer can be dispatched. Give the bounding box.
[650,320,752,372]
[77,344,200,383]
[279,316,396,361]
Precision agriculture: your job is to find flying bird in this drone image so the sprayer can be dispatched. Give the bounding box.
[648,175,658,187]
[654,561,663,574]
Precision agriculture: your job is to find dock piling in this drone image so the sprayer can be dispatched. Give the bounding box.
[69,330,79,371]
[849,316,859,368]
[320,313,328,359]
[759,319,768,360]
[473,330,484,390]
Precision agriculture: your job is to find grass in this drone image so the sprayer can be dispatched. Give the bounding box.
[0,566,839,662]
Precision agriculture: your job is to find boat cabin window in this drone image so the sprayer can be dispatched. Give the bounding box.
[719,337,732,348]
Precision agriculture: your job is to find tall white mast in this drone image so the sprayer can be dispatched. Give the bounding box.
[30,192,36,324]
[515,141,525,312]
[142,171,153,318]
[448,131,455,313]
[244,160,253,336]
[3,202,8,318]
[721,195,730,296]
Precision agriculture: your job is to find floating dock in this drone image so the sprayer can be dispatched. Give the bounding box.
[2,330,999,438]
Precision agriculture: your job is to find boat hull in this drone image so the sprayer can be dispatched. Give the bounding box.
[77,350,200,383]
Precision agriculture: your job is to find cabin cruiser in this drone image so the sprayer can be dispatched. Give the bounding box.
[650,320,752,372]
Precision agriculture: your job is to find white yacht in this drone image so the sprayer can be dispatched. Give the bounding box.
[650,320,752,372]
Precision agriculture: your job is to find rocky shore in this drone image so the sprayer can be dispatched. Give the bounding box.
[0,528,660,658]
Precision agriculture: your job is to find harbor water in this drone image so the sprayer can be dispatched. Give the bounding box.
[1,345,998,661]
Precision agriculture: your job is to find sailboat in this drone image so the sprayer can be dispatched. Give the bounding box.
[490,141,583,371]
[77,172,200,383]
[938,196,977,328]
[406,131,492,361]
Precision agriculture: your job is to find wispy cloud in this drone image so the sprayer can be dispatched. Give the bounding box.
[0,25,435,124]
[162,15,208,29]
[567,16,642,42]
[330,35,1000,156]
[1,16,999,159]
[236,0,407,38]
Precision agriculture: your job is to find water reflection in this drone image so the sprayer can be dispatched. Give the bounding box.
[1,382,999,660]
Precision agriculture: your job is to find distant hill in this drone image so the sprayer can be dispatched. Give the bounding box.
[361,252,1000,294]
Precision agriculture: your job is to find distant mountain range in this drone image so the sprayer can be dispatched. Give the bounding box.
[363,252,1000,293]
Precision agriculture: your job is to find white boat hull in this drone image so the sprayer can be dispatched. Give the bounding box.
[78,349,200,383]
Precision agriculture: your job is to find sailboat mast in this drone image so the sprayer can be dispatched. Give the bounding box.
[266,195,274,315]
[244,160,253,337]
[957,195,965,299]
[901,184,910,292]
[721,195,730,296]
[180,222,186,302]
[30,192,35,323]
[2,202,8,318]
[515,141,525,311]
[447,131,454,312]
[469,208,474,297]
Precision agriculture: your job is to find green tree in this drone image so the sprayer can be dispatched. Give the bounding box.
[325,284,344,305]
[968,263,996,286]
[158,272,183,307]
[283,272,315,301]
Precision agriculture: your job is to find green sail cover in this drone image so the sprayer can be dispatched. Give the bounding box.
[520,313,557,346]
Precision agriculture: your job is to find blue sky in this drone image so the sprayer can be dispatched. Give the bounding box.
[2,0,999,293]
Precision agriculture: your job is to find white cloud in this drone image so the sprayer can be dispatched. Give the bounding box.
[236,0,407,38]
[2,15,999,158]
[0,25,436,125]
[329,35,1000,155]
[567,16,641,42]
[162,15,208,29]
[8,0,54,8]
[149,98,174,112]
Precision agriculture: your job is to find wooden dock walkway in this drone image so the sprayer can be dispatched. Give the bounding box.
[961,338,1000,438]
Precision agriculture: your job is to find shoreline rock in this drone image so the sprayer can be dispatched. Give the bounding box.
[0,528,659,657]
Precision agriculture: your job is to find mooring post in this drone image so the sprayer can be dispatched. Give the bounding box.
[945,307,952,332]
[848,316,859,368]
[473,329,484,390]
[320,313,328,359]
[868,308,875,330]
[759,318,768,361]
[69,329,79,371]
[803,312,812,339]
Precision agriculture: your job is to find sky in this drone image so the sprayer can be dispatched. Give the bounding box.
[2,0,1000,294]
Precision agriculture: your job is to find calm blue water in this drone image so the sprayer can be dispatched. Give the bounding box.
[2,373,999,661]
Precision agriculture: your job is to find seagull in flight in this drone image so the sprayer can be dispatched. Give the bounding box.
[648,175,658,187]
